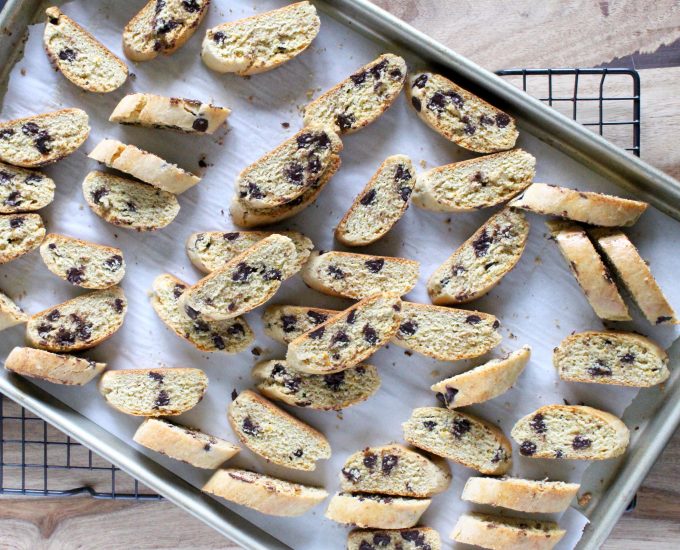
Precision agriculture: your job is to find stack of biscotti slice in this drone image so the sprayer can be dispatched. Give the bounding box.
[347,528,442,550]
[0,213,46,264]
[5,347,105,386]
[0,162,55,214]
[451,513,566,550]
[0,290,28,331]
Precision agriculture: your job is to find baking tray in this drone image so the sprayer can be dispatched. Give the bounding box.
[0,1,678,549]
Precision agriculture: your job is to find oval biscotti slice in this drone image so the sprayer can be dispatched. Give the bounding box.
[203,468,328,517]
[348,528,442,550]
[451,513,565,550]
[412,149,535,212]
[151,274,253,353]
[228,390,331,471]
[325,493,430,529]
[304,53,407,134]
[0,290,28,331]
[4,346,105,386]
[406,73,518,153]
[0,213,45,264]
[427,207,529,304]
[402,407,512,475]
[202,1,320,75]
[511,404,630,460]
[0,162,55,214]
[262,304,340,344]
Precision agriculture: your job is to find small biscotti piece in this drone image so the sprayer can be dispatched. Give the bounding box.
[151,274,253,353]
[0,214,45,264]
[413,149,535,212]
[325,493,430,529]
[39,234,125,289]
[406,73,518,153]
[4,347,105,385]
[202,1,320,75]
[203,469,328,517]
[461,477,580,513]
[451,513,565,550]
[44,7,127,93]
[228,390,331,471]
[302,251,419,299]
[253,360,380,411]
[180,234,297,321]
[403,407,512,475]
[287,293,402,374]
[0,291,28,331]
[431,346,530,408]
[304,54,407,134]
[263,305,340,344]
[99,367,207,416]
[509,183,648,226]
[0,162,55,213]
[133,418,239,469]
[26,287,127,352]
[428,208,529,304]
[512,405,630,460]
[554,330,669,387]
[547,220,630,321]
[83,171,180,231]
[347,528,442,550]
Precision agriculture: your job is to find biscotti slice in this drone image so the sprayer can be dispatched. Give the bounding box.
[83,171,180,231]
[123,0,209,61]
[44,7,128,93]
[133,418,239,469]
[26,287,127,352]
[402,407,511,475]
[461,477,580,513]
[509,183,648,226]
[263,305,340,344]
[547,220,630,321]
[151,274,253,353]
[253,360,380,411]
[302,251,419,299]
[228,390,331,471]
[203,469,328,517]
[590,228,677,325]
[413,149,535,212]
[0,109,89,167]
[202,1,320,75]
[4,346,105,385]
[286,293,402,374]
[406,73,518,153]
[335,155,415,246]
[553,330,669,387]
[0,291,28,331]
[99,367,207,416]
[180,234,297,321]
[0,214,45,264]
[347,528,441,550]
[0,162,55,213]
[325,493,430,529]
[339,444,451,497]
[511,404,630,460]
[303,54,407,134]
[427,208,529,304]
[39,234,125,289]
[431,346,530,408]
[451,513,565,550]
[393,302,501,360]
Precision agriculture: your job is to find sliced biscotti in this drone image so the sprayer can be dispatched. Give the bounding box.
[302,251,419,299]
[253,360,380,411]
[511,404,630,460]
[44,7,128,93]
[203,469,328,516]
[509,183,648,226]
[0,214,45,264]
[133,418,239,469]
[304,54,407,134]
[228,390,331,471]
[451,513,565,550]
[202,1,320,75]
[0,291,28,331]
[151,274,253,353]
[348,528,442,550]
[461,477,580,513]
[406,73,518,153]
[0,163,55,213]
[286,293,402,374]
[427,208,529,304]
[4,346,105,385]
[547,220,630,321]
[325,493,430,529]
[554,330,669,387]
[99,367,208,416]
[403,407,512,475]
[26,287,127,352]
[431,346,530,408]
[83,171,180,231]
[263,305,340,344]
[413,149,535,212]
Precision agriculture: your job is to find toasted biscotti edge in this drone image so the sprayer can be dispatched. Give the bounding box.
[4,346,106,385]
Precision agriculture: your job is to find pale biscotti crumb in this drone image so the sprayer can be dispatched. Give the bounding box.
[0,290,28,331]
[325,493,431,529]
[0,162,55,214]
[0,213,45,264]
[262,304,340,344]
[451,513,565,550]
[4,346,105,386]
[347,527,442,550]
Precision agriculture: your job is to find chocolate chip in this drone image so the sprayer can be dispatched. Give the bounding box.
[192,117,208,132]
[104,255,123,271]
[182,0,200,13]
[307,310,328,324]
[46,309,60,322]
[172,284,185,299]
[555,449,565,458]
[262,268,282,281]
[572,435,592,449]
[245,182,264,199]
[411,96,422,112]
[193,319,210,332]
[389,68,403,80]
[398,185,413,201]
[620,353,635,364]
[452,418,471,439]
[9,217,23,228]
[22,123,40,136]
[341,467,361,482]
[350,71,367,86]
[66,267,85,285]
[436,386,458,406]
[327,265,345,280]
[401,530,426,546]
[491,447,505,463]
[530,413,547,433]
[228,323,245,336]
[335,112,356,131]
[0,171,12,184]
[381,454,398,474]
[37,323,52,338]
[309,326,325,339]
[492,319,500,329]
[4,191,21,207]
[283,374,301,393]
[232,262,255,282]
[212,334,225,350]
[331,331,350,346]
[588,360,612,377]
[154,390,170,408]
[472,230,493,257]
[148,372,164,382]
[284,162,304,184]
[520,441,537,456]
[297,131,330,149]
[242,416,260,436]
[203,443,211,451]
[185,306,200,320]
[479,114,495,126]
[308,155,321,174]
[362,324,378,345]
[55,328,75,345]
[427,92,448,112]
[496,113,511,128]
[113,298,125,313]
[359,189,376,206]
[281,315,298,333]
[399,321,418,336]
[373,533,391,546]
[58,48,77,62]
[413,74,428,88]
[363,452,377,469]
[91,187,109,204]
[323,371,345,391]
[231,388,238,400]
[656,316,672,324]
[423,420,437,431]
[346,310,358,325]
[462,115,476,135]
[156,19,180,34]
[212,31,226,44]
[465,314,482,325]
[365,258,384,273]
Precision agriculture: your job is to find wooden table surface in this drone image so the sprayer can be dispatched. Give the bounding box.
[3,1,680,548]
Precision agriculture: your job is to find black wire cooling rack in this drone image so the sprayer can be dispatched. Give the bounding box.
[0,67,642,501]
